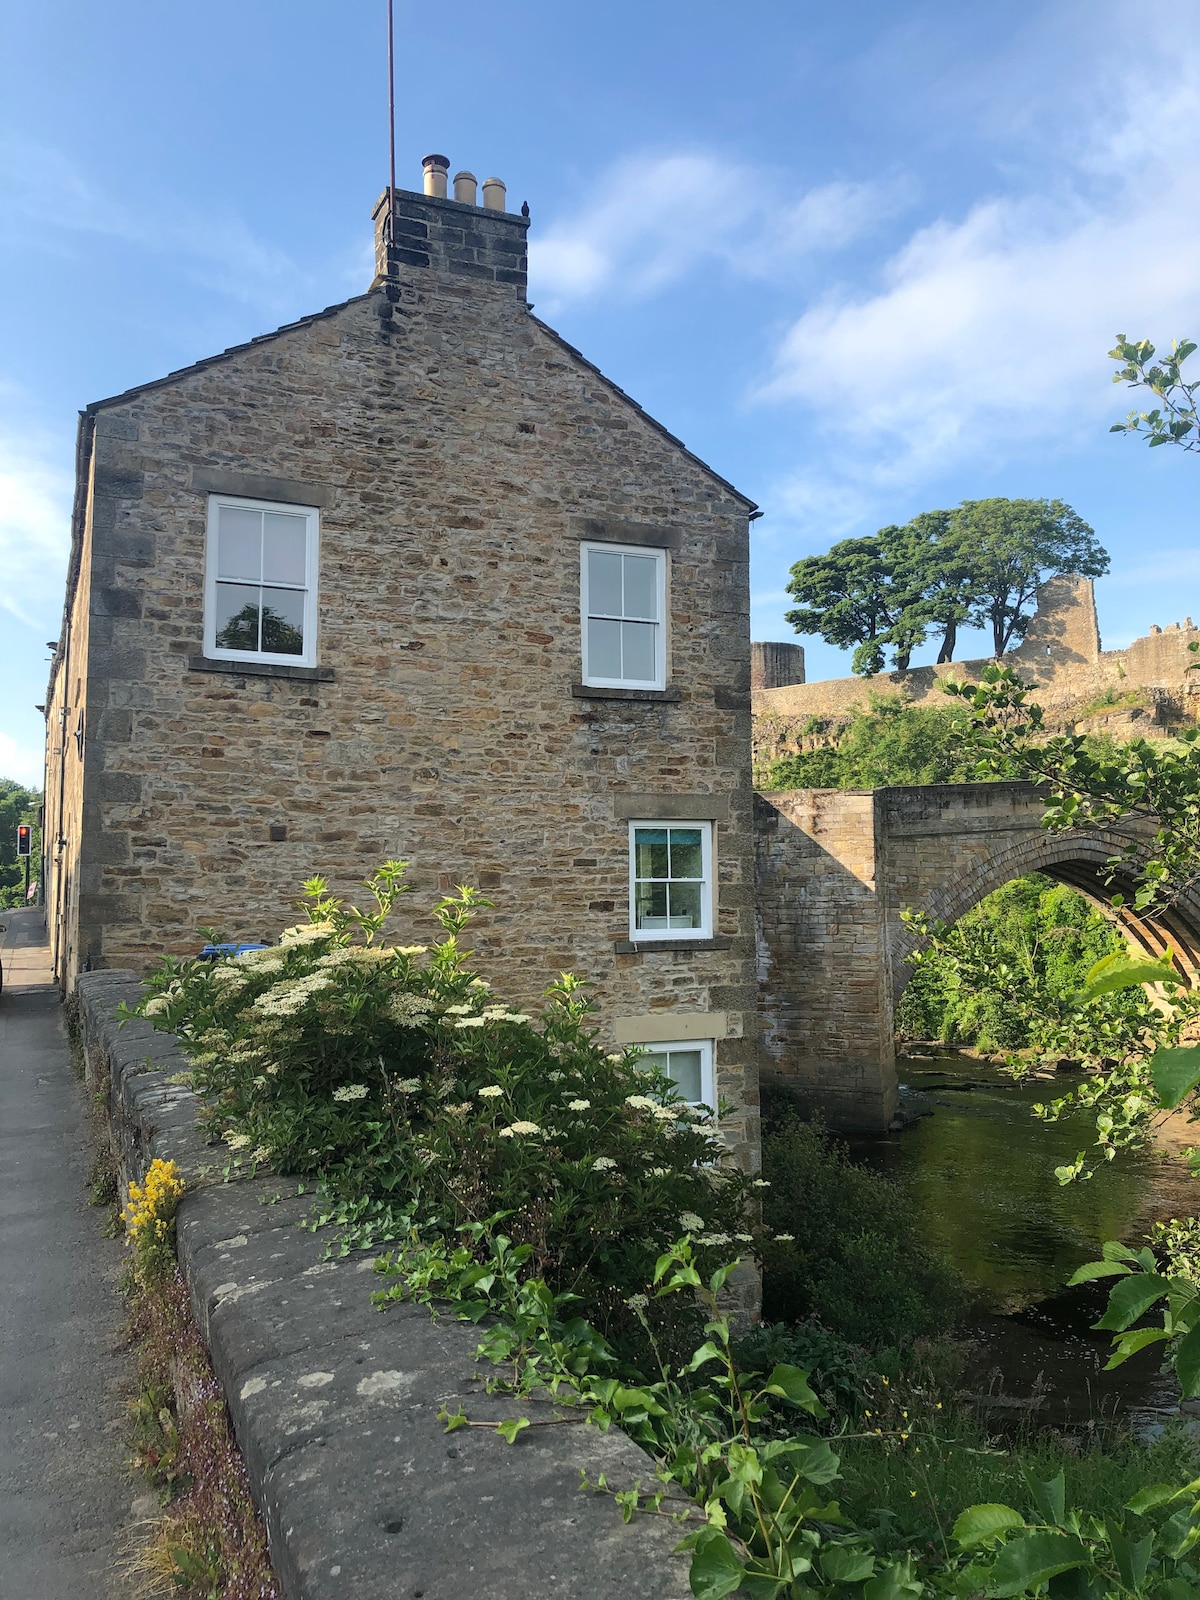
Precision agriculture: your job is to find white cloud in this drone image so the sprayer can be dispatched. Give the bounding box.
[0,414,73,629]
[529,152,899,308]
[755,36,1200,514]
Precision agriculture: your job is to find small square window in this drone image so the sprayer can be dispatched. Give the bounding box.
[629,820,713,940]
[204,495,319,666]
[640,1039,715,1110]
[581,542,666,688]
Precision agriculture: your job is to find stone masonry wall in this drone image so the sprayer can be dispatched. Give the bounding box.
[74,970,693,1600]
[754,789,897,1130]
[45,185,760,1170]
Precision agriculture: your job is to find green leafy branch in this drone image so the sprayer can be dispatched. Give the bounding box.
[1110,336,1199,454]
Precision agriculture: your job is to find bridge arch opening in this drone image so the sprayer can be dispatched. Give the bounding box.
[891,830,1200,1003]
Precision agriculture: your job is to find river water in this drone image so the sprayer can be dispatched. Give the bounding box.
[850,1052,1200,1424]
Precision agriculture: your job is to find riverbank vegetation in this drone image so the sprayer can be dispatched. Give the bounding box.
[129,862,1200,1596]
[896,872,1160,1055]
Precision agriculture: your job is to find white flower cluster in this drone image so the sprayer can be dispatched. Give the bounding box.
[278,922,338,945]
[388,992,434,1026]
[332,1083,369,1102]
[252,1145,272,1164]
[143,995,170,1017]
[315,946,390,970]
[444,1003,474,1016]
[477,1085,504,1099]
[396,945,429,958]
[591,1156,617,1172]
[252,972,334,1016]
[223,1131,252,1151]
[209,965,249,992]
[567,1099,591,1112]
[679,1211,705,1232]
[455,1017,487,1029]
[395,1078,422,1094]
[498,1121,540,1138]
[234,947,288,974]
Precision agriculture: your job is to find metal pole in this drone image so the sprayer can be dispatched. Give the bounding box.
[24,850,30,904]
[387,0,397,256]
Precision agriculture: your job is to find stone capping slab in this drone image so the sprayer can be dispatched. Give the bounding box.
[73,971,691,1600]
[612,793,731,822]
[186,657,336,683]
[571,684,682,703]
[614,1013,728,1045]
[190,467,335,509]
[568,517,684,552]
[613,937,734,955]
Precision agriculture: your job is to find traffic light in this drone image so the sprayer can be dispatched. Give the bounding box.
[16,824,31,857]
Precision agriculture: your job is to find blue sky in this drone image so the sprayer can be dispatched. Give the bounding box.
[1,1,1196,787]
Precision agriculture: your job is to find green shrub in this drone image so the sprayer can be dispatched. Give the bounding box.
[758,698,984,791]
[758,1091,964,1348]
[131,864,762,1337]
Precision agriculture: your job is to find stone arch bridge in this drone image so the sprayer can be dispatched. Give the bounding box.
[754,782,1200,1131]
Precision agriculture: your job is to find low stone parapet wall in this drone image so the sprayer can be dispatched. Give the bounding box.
[75,970,691,1600]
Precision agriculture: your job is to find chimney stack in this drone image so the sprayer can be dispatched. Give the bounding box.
[422,153,450,198]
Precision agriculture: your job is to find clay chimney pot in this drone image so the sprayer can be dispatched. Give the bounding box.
[422,154,450,198]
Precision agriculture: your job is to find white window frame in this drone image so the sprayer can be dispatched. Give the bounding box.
[640,1038,716,1111]
[204,493,320,667]
[580,541,667,690]
[628,819,713,942]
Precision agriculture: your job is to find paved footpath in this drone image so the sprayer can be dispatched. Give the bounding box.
[0,910,131,1598]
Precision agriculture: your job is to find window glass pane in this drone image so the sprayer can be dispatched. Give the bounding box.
[664,1049,703,1104]
[214,583,261,651]
[634,828,669,879]
[635,881,669,928]
[622,554,658,621]
[587,617,622,679]
[262,513,307,586]
[587,549,624,617]
[261,590,305,655]
[217,507,262,581]
[666,882,703,927]
[621,620,657,681]
[668,828,704,879]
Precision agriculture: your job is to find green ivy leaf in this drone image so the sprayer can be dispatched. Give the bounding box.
[686,1529,747,1600]
[985,1531,1090,1596]
[495,1417,530,1444]
[1075,949,1179,1002]
[763,1364,827,1416]
[1095,1272,1173,1332]
[1067,1260,1132,1285]
[952,1504,1026,1548]
[1149,1045,1200,1110]
[1174,1320,1200,1397]
[821,1545,876,1583]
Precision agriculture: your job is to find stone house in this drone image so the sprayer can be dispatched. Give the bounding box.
[42,157,761,1164]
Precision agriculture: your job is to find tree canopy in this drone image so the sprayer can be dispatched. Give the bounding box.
[0,780,42,908]
[784,497,1109,674]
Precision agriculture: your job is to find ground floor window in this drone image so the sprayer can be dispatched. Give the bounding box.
[640,1039,715,1111]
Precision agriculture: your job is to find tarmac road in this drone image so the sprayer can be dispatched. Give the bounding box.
[0,910,131,1597]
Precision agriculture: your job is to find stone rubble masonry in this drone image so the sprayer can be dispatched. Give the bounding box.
[74,971,693,1600]
[755,779,1200,1129]
[44,183,760,1174]
[753,576,1200,769]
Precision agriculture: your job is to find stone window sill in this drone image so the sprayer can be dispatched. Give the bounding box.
[186,656,335,683]
[571,683,681,703]
[613,936,733,954]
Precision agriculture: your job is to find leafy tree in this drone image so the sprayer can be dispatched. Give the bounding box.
[783,530,915,677]
[952,497,1109,657]
[785,498,1107,673]
[0,780,42,908]
[1110,334,1198,454]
